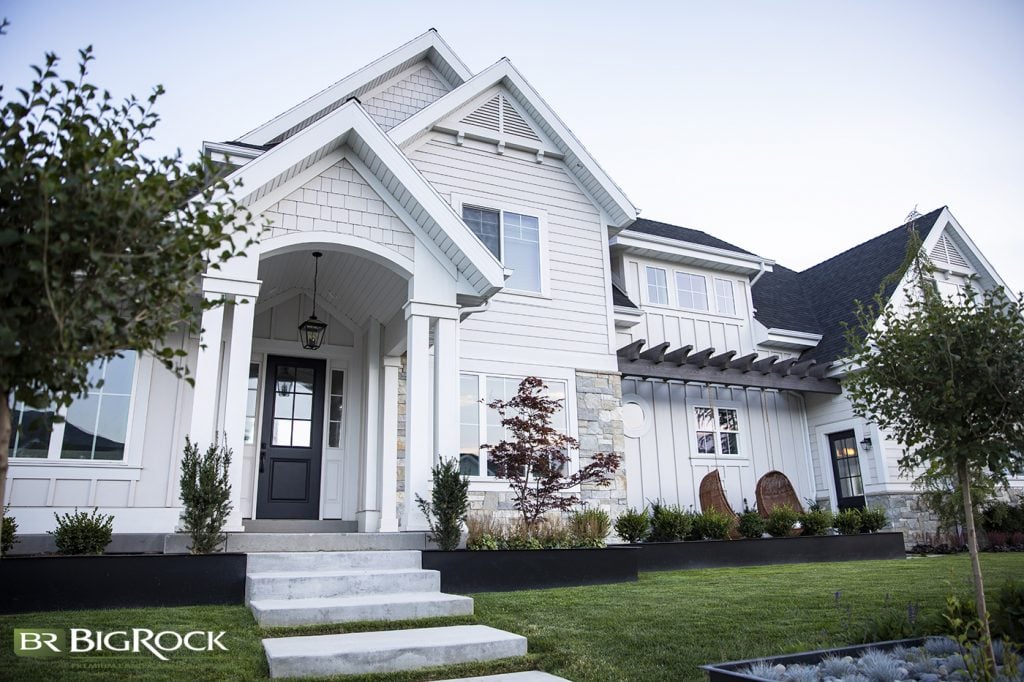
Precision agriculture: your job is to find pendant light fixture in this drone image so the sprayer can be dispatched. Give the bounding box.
[298,251,328,350]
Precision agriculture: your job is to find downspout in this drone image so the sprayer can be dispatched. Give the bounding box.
[750,260,768,287]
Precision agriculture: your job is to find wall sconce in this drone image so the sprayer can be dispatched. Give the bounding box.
[859,436,872,451]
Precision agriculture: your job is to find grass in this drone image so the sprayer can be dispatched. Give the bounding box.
[1,554,1022,681]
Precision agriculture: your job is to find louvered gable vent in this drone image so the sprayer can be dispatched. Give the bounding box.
[460,93,542,142]
[929,233,969,268]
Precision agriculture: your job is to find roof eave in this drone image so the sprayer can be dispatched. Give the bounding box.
[610,232,774,275]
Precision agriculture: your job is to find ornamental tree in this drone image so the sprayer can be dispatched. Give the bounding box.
[484,376,621,532]
[844,238,1024,668]
[0,28,255,511]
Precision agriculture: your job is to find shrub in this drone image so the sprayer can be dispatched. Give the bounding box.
[764,504,799,538]
[860,506,888,533]
[50,508,113,555]
[737,509,765,539]
[991,579,1024,643]
[835,508,863,535]
[569,508,611,548]
[2,506,18,555]
[648,501,692,542]
[466,513,502,551]
[614,507,651,544]
[179,437,233,554]
[416,457,470,551]
[691,508,734,540]
[799,507,834,536]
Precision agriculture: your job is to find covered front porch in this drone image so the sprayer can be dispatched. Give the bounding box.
[184,101,505,534]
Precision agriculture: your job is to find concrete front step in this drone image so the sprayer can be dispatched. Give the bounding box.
[246,550,422,573]
[246,568,440,602]
[262,625,528,678]
[250,591,474,626]
[242,519,357,533]
[165,531,430,554]
[437,673,571,682]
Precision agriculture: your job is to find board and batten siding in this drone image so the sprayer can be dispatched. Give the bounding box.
[408,135,614,371]
[622,379,812,514]
[619,256,753,355]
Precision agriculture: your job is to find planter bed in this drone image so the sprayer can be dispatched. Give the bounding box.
[0,553,247,614]
[632,532,905,572]
[422,546,639,593]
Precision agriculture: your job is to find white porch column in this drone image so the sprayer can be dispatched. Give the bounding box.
[188,295,226,448]
[221,298,256,532]
[402,306,433,531]
[379,356,402,532]
[357,321,383,532]
[433,314,460,463]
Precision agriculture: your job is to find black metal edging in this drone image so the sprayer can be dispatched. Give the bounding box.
[701,638,925,681]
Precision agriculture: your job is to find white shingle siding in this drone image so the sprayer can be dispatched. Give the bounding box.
[363,65,451,131]
[261,159,415,260]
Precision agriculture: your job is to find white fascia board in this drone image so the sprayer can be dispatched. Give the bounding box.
[390,59,638,228]
[203,141,263,167]
[226,100,504,297]
[762,328,823,349]
[610,232,774,275]
[237,30,473,146]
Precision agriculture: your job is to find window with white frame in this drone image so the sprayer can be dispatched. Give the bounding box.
[714,278,736,315]
[8,352,137,461]
[694,405,740,456]
[675,271,709,311]
[244,363,260,445]
[646,266,669,305]
[328,369,344,448]
[462,205,541,292]
[459,373,568,477]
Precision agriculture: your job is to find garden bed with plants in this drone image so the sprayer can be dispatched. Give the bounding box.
[0,441,246,614]
[611,500,905,571]
[702,636,1022,682]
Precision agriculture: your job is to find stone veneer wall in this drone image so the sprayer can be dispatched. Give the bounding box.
[866,492,941,549]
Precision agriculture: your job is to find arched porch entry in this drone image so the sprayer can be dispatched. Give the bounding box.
[188,230,461,533]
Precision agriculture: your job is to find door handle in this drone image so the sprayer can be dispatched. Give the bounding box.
[259,442,267,473]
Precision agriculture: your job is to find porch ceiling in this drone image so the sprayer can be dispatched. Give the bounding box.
[257,250,407,330]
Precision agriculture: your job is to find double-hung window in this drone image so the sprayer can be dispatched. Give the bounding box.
[459,373,568,477]
[462,205,542,292]
[8,351,137,461]
[646,266,669,305]
[694,405,740,457]
[714,278,736,315]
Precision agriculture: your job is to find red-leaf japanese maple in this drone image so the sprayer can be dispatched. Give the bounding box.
[484,376,621,532]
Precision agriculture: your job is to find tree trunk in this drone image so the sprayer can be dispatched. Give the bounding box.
[957,459,996,674]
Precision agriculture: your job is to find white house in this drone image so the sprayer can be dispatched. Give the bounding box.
[6,31,1020,548]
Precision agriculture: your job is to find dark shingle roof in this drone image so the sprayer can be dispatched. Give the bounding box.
[612,282,638,309]
[626,218,757,256]
[794,207,945,362]
[749,265,822,335]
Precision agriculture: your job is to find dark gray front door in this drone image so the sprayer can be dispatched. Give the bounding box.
[828,430,866,511]
[256,356,325,519]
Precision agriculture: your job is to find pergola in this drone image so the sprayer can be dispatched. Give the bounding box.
[617,340,841,394]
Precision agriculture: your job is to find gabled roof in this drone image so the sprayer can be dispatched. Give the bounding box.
[223,99,505,298]
[237,30,472,147]
[749,207,947,363]
[625,218,756,256]
[390,59,638,228]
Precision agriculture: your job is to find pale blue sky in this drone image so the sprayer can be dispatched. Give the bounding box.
[2,1,1022,291]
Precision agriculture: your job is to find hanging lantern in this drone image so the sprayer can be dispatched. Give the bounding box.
[298,251,328,350]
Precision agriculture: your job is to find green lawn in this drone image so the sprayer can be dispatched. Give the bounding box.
[2,554,1022,681]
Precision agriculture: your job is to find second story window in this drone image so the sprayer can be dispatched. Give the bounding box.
[463,205,541,292]
[714,278,736,315]
[646,266,669,305]
[675,272,708,310]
